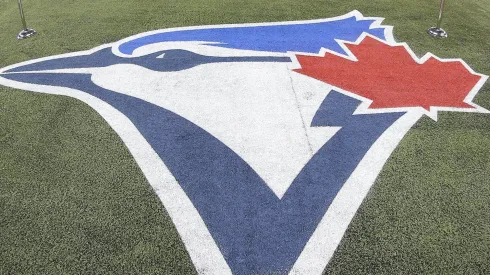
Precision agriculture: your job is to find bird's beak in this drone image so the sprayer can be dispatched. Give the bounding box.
[1,47,120,75]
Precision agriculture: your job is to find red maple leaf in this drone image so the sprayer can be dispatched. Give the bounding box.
[293,36,484,112]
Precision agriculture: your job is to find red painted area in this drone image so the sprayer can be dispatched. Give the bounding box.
[294,36,482,111]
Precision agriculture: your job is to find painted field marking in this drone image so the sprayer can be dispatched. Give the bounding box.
[0,10,487,274]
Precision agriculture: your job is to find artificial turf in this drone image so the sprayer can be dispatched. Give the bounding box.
[0,0,489,273]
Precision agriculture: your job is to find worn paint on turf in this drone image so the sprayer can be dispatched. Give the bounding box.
[0,11,487,275]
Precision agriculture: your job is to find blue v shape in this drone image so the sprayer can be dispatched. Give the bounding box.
[3,73,403,274]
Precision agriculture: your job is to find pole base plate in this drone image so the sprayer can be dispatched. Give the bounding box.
[427,27,447,38]
[17,28,36,40]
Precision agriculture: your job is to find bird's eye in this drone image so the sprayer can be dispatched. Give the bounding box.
[156,53,165,59]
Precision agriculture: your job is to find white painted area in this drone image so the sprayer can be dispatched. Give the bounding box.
[288,72,342,151]
[89,60,337,199]
[132,41,287,57]
[0,76,232,275]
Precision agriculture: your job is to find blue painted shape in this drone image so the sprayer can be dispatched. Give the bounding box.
[118,16,386,55]
[311,91,363,126]
[5,48,290,73]
[2,72,404,274]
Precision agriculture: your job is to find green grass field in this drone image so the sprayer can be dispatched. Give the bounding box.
[1,0,489,273]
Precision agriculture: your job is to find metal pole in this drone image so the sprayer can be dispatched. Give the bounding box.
[17,0,36,40]
[428,0,448,38]
[436,0,445,28]
[17,0,28,30]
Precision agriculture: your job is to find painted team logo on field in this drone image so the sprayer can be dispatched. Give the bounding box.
[0,11,487,274]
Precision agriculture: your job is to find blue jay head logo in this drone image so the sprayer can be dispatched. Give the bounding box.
[0,11,487,275]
